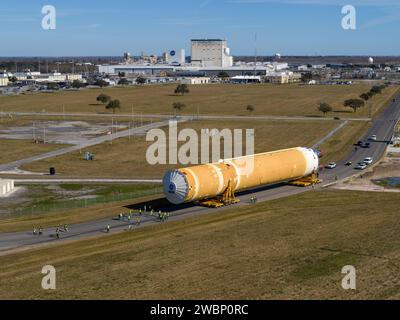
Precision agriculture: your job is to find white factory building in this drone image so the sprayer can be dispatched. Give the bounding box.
[98,64,288,77]
[166,49,186,65]
[191,39,233,68]
[0,75,9,86]
[0,179,15,197]
[180,77,210,85]
[98,38,291,77]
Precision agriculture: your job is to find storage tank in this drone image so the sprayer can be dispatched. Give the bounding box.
[163,147,319,205]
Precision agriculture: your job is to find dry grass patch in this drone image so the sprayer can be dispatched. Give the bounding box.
[0,190,400,299]
[0,84,397,118]
[21,119,338,178]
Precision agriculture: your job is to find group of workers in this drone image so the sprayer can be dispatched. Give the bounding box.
[33,206,172,239]
[249,196,258,204]
[33,226,44,236]
[105,207,171,233]
[33,224,69,239]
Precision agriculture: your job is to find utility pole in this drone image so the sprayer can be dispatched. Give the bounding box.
[369,102,372,118]
[254,32,258,77]
[33,122,36,141]
[111,117,114,144]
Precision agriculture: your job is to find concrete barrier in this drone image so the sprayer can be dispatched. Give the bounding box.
[0,179,15,196]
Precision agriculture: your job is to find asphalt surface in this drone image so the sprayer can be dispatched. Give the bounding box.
[0,96,399,254]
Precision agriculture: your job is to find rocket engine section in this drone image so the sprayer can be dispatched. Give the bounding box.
[163,147,319,205]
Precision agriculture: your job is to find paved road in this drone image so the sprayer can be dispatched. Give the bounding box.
[0,96,399,254]
[0,111,371,122]
[0,119,175,172]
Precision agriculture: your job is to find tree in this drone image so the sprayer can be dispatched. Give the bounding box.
[172,102,186,114]
[106,99,121,114]
[94,79,109,88]
[301,72,313,83]
[8,76,17,83]
[72,80,85,89]
[175,84,190,96]
[360,92,373,101]
[246,105,255,114]
[118,78,129,86]
[344,99,365,113]
[217,71,230,79]
[317,103,333,117]
[136,76,146,85]
[370,85,383,95]
[97,93,111,105]
[46,83,59,91]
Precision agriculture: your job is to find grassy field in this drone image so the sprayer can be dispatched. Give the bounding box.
[1,189,400,299]
[0,84,398,118]
[0,139,65,165]
[0,184,162,220]
[20,119,338,178]
[319,121,371,163]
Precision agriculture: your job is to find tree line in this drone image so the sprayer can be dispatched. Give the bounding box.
[318,84,388,116]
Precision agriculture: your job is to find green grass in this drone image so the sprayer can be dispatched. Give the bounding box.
[1,189,400,299]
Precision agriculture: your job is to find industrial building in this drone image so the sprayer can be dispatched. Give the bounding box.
[0,76,9,86]
[12,72,82,84]
[191,39,233,68]
[264,71,302,84]
[97,64,282,77]
[180,77,210,85]
[166,49,186,65]
[0,179,15,197]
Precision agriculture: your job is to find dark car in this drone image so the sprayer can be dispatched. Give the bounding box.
[345,161,353,166]
[355,141,363,146]
[362,142,371,148]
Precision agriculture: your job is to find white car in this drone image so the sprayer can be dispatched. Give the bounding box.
[356,163,367,170]
[369,135,377,141]
[363,157,373,165]
[325,162,337,169]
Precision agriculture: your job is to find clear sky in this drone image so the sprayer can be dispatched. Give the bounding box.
[0,0,399,56]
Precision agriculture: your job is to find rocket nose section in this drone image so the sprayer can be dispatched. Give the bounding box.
[163,170,189,205]
[300,148,320,175]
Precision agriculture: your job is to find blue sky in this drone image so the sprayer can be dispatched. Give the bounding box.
[0,0,399,56]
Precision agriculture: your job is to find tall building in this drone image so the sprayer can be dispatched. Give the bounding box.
[191,39,233,68]
[167,49,185,65]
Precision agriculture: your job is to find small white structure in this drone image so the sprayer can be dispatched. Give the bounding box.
[0,179,15,197]
[180,77,210,85]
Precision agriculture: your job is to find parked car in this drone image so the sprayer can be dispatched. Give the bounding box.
[345,161,353,166]
[325,162,337,169]
[355,141,363,146]
[369,135,377,141]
